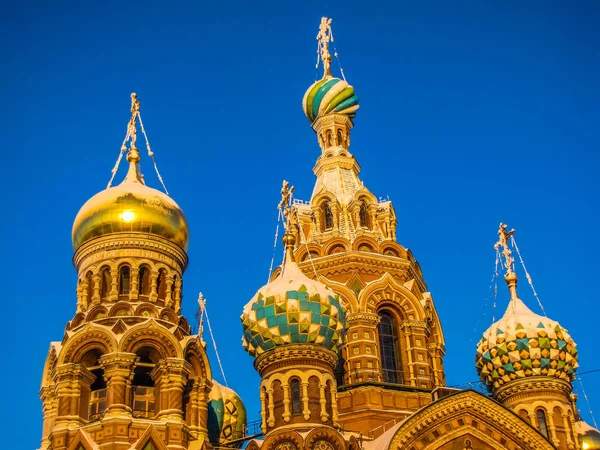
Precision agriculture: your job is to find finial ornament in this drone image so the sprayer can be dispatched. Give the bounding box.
[316,17,334,78]
[494,222,515,272]
[196,292,207,337]
[278,180,295,232]
[128,93,141,150]
[494,222,519,300]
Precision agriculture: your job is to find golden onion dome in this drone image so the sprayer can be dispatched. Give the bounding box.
[72,177,189,251]
[72,93,189,251]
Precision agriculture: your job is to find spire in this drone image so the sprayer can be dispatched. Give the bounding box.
[494,222,520,305]
[316,17,334,78]
[124,93,144,184]
[278,180,296,266]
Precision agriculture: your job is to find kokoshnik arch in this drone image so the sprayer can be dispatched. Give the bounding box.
[39,17,599,450]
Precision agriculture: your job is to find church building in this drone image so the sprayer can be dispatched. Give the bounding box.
[39,17,598,450]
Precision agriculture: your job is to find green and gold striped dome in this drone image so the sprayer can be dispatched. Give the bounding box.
[302,76,359,123]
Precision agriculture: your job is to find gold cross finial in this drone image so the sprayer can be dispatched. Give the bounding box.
[196,292,207,337]
[128,93,141,149]
[316,17,334,78]
[278,180,295,231]
[494,222,515,272]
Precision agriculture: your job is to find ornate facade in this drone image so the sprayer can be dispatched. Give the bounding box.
[40,17,598,450]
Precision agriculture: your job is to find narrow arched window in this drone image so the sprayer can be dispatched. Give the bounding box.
[377,311,402,384]
[132,347,159,419]
[85,272,94,303]
[156,269,167,300]
[100,268,111,300]
[291,379,301,415]
[138,266,150,296]
[119,266,131,296]
[323,203,334,230]
[537,409,549,439]
[359,202,369,228]
[337,130,344,146]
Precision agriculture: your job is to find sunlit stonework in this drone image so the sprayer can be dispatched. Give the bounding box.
[39,18,597,450]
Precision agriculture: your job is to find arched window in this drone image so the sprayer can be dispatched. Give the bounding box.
[81,349,106,422]
[119,266,131,296]
[537,408,549,439]
[337,130,344,146]
[156,269,167,300]
[85,272,94,303]
[359,202,369,228]
[132,346,160,419]
[290,378,301,415]
[138,266,151,297]
[377,311,402,384]
[323,203,334,231]
[100,268,111,300]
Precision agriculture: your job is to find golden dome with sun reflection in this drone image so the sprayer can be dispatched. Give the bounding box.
[72,93,189,251]
[71,175,189,251]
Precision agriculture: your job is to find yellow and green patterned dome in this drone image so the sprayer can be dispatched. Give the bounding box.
[302,76,359,123]
[241,235,346,357]
[476,272,578,391]
[207,380,246,447]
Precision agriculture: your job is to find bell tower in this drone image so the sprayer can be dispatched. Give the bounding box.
[39,94,240,450]
[286,18,447,435]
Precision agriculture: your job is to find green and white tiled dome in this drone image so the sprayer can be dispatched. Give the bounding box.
[476,288,578,391]
[302,76,359,123]
[240,250,346,358]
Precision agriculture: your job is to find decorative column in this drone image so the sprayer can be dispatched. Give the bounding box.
[53,363,95,429]
[91,274,101,304]
[100,352,138,418]
[151,358,191,422]
[150,270,159,302]
[109,267,119,301]
[266,388,275,427]
[282,383,291,422]
[165,275,174,307]
[174,277,183,313]
[319,382,328,422]
[186,378,212,439]
[130,267,139,300]
[40,386,58,448]
[345,312,380,384]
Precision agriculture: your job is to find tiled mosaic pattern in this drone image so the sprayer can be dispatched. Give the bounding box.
[207,380,246,446]
[476,301,578,391]
[241,263,345,357]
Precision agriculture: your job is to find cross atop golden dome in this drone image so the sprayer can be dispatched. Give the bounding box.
[316,17,334,79]
[71,93,189,251]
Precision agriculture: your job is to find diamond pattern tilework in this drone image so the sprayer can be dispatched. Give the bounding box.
[476,297,578,391]
[241,261,346,358]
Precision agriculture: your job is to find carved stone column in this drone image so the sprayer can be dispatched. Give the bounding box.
[100,352,138,418]
[53,363,95,429]
[91,274,101,304]
[150,270,159,302]
[345,312,380,384]
[151,358,191,422]
[174,277,183,314]
[40,385,58,448]
[186,377,212,439]
[130,266,139,300]
[109,267,119,301]
[165,275,174,307]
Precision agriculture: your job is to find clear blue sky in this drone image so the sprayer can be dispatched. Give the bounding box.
[1,1,598,448]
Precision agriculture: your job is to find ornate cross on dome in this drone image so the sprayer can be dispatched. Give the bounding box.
[316,17,334,78]
[279,180,295,232]
[196,292,207,337]
[494,222,515,272]
[128,93,141,149]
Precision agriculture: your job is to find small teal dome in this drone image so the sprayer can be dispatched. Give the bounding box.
[302,76,359,123]
[240,257,346,357]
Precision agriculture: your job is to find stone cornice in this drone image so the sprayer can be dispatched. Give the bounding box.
[494,377,573,404]
[255,344,338,377]
[73,233,188,272]
[346,312,380,326]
